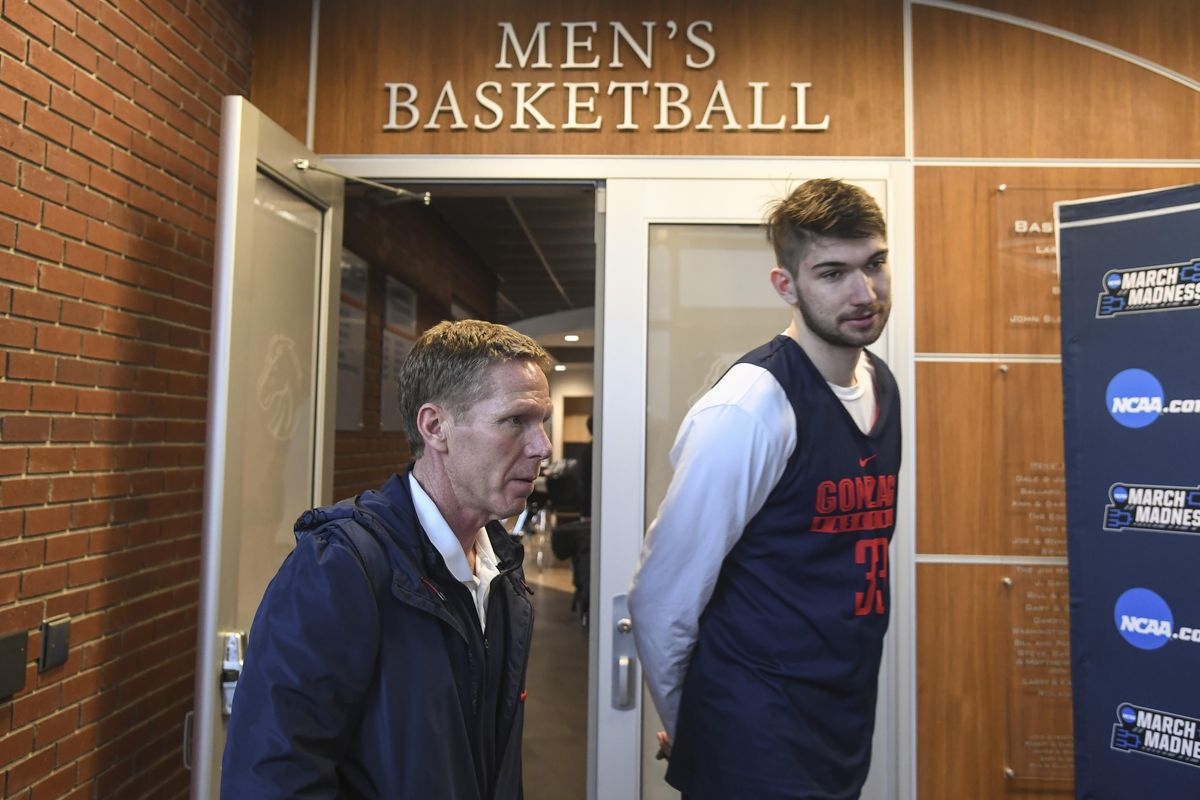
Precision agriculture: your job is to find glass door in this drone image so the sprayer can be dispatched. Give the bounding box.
[596,173,908,800]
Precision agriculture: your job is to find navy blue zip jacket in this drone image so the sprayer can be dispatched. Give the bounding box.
[220,470,534,799]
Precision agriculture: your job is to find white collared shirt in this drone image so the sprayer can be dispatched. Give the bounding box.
[408,473,502,633]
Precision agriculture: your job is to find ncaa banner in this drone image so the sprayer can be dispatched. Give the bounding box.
[1057,183,1200,797]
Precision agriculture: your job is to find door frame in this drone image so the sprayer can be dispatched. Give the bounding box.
[325,155,918,800]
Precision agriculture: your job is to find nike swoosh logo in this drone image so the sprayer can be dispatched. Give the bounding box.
[859,454,877,468]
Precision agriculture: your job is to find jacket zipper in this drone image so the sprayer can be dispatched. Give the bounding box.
[419,576,448,602]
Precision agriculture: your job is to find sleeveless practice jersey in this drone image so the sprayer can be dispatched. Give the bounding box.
[666,335,902,800]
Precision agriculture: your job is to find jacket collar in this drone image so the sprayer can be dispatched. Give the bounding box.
[365,468,525,576]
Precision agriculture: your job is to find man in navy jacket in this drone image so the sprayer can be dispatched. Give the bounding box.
[221,320,552,799]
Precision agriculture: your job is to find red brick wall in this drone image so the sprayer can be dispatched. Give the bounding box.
[0,1,251,798]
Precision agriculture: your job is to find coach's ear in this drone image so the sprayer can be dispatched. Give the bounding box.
[770,266,799,305]
[416,403,450,454]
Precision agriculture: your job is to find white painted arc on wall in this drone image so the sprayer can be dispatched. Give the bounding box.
[914,0,1200,94]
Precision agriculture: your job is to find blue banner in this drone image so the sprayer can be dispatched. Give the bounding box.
[1057,183,1200,796]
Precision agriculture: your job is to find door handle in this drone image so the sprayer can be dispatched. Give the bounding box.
[182,710,193,771]
[611,595,637,710]
[616,655,632,707]
[220,631,246,717]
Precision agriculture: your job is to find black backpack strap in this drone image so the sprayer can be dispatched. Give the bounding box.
[332,507,393,603]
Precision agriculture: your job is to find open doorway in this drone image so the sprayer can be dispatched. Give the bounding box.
[336,180,599,800]
[205,139,913,798]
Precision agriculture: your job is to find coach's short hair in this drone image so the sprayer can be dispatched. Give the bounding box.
[397,319,550,458]
[766,179,886,277]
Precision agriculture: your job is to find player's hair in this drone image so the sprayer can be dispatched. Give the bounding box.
[397,319,549,459]
[766,179,887,277]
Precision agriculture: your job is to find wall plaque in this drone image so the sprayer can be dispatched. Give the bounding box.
[1004,566,1074,791]
[336,250,368,431]
[380,275,417,432]
[993,186,1063,354]
[1003,459,1067,558]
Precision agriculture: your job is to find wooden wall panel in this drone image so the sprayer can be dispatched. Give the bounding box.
[244,1,1200,161]
[916,167,1200,355]
[310,0,904,156]
[917,362,1065,556]
[913,5,1200,159]
[959,0,1200,81]
[918,563,1073,799]
[250,0,313,144]
[914,163,1200,796]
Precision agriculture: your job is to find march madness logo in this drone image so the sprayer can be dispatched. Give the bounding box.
[1104,483,1200,537]
[1111,703,1200,769]
[1096,258,1200,318]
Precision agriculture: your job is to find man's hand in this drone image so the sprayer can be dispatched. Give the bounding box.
[655,730,672,760]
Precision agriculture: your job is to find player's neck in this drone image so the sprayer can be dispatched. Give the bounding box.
[785,320,862,387]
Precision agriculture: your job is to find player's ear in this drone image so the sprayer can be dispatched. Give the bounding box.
[770,266,799,305]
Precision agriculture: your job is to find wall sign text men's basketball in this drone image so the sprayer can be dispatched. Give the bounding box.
[383,21,832,134]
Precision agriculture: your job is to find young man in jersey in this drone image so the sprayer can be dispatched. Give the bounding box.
[628,179,901,799]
